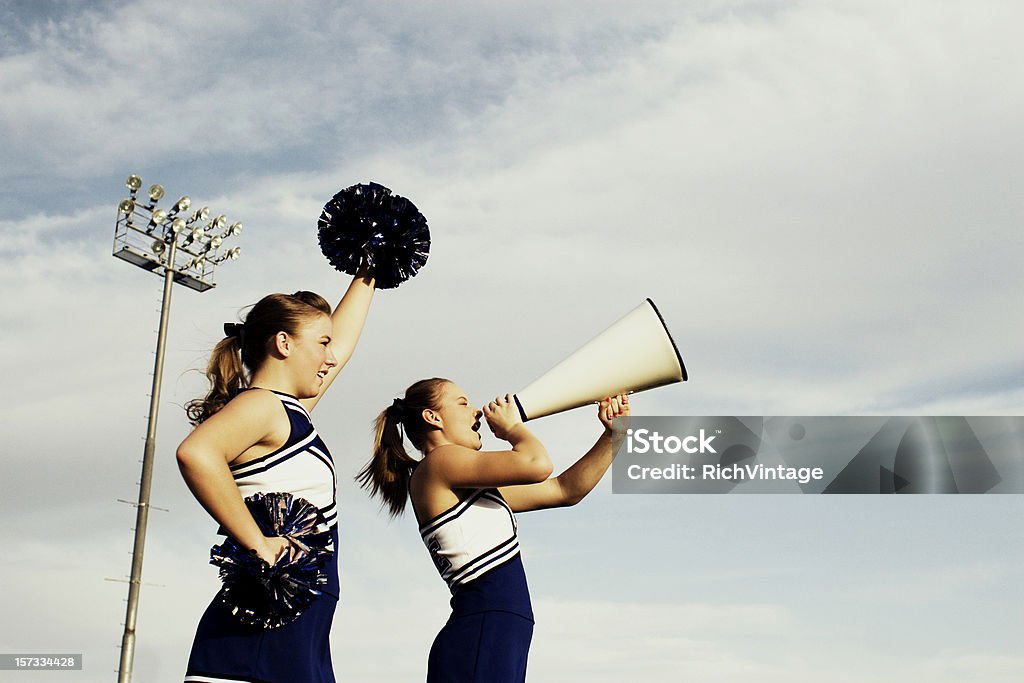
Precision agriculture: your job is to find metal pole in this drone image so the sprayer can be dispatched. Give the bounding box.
[117,238,177,683]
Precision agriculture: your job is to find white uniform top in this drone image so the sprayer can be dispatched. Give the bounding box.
[419,488,520,591]
[229,391,338,528]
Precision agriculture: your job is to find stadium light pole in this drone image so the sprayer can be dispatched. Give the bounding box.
[112,175,242,683]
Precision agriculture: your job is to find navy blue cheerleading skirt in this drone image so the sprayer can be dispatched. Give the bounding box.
[184,527,340,683]
[427,554,534,683]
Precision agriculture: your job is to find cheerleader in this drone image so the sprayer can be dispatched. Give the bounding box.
[359,378,628,682]
[177,270,374,683]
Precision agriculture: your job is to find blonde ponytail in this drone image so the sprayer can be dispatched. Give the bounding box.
[185,335,246,425]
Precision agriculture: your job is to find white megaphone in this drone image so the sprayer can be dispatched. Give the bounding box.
[513,298,687,421]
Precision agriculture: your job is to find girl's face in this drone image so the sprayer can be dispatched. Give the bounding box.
[287,313,336,398]
[433,382,483,450]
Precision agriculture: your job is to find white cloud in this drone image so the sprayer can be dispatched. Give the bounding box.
[915,652,1024,683]
[2,0,1023,679]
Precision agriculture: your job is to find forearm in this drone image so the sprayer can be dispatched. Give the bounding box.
[553,430,616,505]
[330,271,375,365]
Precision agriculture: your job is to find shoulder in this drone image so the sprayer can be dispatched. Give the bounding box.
[224,387,284,413]
[418,444,482,472]
[203,388,287,431]
[412,445,469,487]
[410,449,472,523]
[178,388,290,460]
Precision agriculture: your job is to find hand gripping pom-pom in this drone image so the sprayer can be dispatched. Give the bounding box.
[317,182,430,289]
[210,492,334,629]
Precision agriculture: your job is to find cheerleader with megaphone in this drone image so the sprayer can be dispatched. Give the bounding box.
[358,379,629,683]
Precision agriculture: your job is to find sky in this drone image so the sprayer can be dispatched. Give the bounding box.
[1,0,1022,681]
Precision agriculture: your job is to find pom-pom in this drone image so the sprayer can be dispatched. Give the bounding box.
[210,492,333,629]
[317,182,430,289]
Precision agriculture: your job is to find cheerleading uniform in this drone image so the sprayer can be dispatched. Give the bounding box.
[184,390,339,683]
[416,488,534,683]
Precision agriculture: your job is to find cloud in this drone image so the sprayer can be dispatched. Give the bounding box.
[2,0,1023,679]
[915,652,1024,683]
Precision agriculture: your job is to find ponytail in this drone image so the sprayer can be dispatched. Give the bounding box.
[184,335,246,425]
[357,378,451,517]
[357,402,419,517]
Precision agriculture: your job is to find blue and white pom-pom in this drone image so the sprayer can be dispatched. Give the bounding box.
[210,492,333,629]
[317,182,430,289]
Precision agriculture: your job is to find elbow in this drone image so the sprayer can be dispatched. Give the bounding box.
[562,491,585,507]
[551,475,587,507]
[506,443,553,484]
[560,483,585,507]
[534,459,555,483]
[522,452,553,484]
[533,447,554,482]
[176,443,199,473]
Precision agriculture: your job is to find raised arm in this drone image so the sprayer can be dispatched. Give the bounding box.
[303,268,376,411]
[499,394,629,513]
[176,390,294,564]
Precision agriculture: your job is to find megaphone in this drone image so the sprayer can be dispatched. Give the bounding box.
[513,298,687,421]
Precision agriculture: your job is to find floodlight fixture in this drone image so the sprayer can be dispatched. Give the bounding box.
[147,209,168,233]
[214,245,242,263]
[189,206,210,225]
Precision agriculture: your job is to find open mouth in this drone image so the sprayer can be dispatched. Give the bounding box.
[317,370,328,379]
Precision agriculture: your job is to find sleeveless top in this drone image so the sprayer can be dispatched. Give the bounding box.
[228,390,338,528]
[419,488,521,591]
